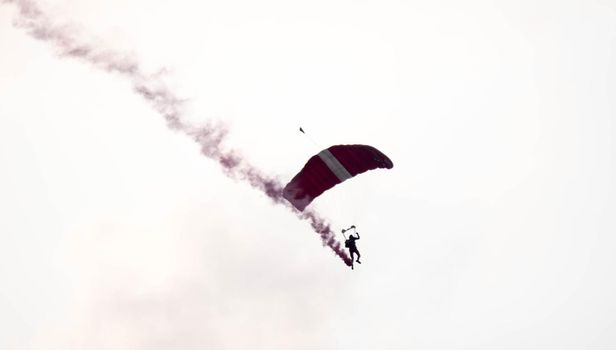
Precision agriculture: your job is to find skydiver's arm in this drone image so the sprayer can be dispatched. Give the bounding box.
[355,233,360,239]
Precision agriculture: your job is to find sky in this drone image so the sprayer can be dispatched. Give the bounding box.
[1,0,615,349]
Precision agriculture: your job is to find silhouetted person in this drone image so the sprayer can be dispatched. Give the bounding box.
[345,231,361,268]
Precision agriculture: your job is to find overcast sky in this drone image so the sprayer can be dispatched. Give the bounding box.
[1,0,615,349]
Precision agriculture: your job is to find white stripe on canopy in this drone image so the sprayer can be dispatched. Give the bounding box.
[318,149,353,182]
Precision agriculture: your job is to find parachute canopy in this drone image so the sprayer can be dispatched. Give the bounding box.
[282,144,393,211]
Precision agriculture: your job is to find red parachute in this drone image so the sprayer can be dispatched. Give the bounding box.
[283,144,393,211]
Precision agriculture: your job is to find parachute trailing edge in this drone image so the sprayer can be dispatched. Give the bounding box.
[282,144,393,211]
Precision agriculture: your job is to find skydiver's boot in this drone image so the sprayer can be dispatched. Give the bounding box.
[356,259,361,264]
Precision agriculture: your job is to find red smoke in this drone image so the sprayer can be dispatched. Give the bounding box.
[3,0,352,266]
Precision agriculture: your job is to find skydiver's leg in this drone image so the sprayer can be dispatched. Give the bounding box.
[350,250,358,269]
[355,250,361,263]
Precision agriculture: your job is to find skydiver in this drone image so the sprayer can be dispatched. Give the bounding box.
[343,227,361,269]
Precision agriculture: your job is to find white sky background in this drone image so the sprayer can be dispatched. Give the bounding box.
[1,0,615,348]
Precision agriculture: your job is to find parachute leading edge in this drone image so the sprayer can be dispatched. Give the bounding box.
[282,144,393,211]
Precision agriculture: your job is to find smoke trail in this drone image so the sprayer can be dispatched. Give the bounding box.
[3,0,352,266]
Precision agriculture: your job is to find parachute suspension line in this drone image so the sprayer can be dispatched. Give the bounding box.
[341,225,356,240]
[342,225,356,233]
[298,126,322,151]
[351,211,359,234]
